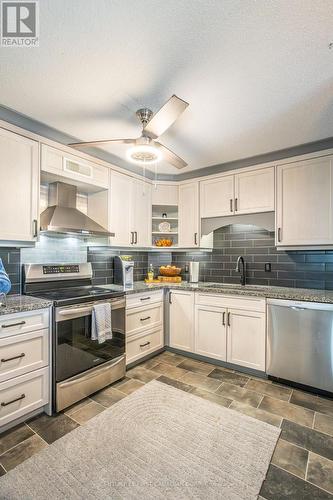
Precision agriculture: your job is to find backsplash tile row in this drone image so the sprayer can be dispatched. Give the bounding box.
[3,223,333,293]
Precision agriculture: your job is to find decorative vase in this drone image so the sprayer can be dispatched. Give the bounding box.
[0,258,11,295]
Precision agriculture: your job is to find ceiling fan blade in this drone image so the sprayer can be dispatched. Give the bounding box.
[144,95,189,139]
[155,142,187,169]
[69,138,136,148]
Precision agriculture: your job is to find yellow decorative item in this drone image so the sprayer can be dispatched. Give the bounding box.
[154,238,173,247]
[158,276,182,283]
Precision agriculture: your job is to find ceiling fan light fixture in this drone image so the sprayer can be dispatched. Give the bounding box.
[126,144,162,165]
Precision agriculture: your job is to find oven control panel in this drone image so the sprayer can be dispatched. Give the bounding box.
[43,265,80,274]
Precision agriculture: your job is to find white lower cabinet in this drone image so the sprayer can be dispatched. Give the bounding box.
[195,305,227,361]
[169,292,266,372]
[126,291,164,364]
[0,308,50,430]
[169,290,194,352]
[227,308,266,371]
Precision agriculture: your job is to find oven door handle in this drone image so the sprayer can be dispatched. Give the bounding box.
[58,306,93,317]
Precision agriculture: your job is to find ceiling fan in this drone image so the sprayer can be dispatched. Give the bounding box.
[69,95,189,169]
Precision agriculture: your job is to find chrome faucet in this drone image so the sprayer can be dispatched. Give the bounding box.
[235,256,246,286]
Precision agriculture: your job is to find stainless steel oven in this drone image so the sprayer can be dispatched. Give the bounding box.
[54,296,126,411]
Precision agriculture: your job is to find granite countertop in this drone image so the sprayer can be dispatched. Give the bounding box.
[119,281,333,304]
[0,295,52,316]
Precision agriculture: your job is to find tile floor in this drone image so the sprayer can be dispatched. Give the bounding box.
[0,351,332,499]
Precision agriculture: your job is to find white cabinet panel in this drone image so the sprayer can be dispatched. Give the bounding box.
[195,305,227,361]
[126,326,163,365]
[0,128,39,242]
[151,184,178,205]
[0,367,48,427]
[179,182,199,247]
[235,167,274,214]
[227,309,265,371]
[169,291,194,352]
[109,171,132,246]
[0,329,49,383]
[132,179,151,247]
[200,175,234,217]
[276,157,333,246]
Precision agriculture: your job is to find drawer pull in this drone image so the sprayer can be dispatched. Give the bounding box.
[1,393,25,407]
[1,321,26,329]
[140,316,151,322]
[1,353,25,363]
[139,341,151,348]
[140,297,151,301]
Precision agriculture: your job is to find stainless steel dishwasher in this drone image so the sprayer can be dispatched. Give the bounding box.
[267,299,333,394]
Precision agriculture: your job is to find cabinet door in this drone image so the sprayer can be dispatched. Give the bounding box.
[195,305,227,361]
[200,175,234,217]
[179,182,199,247]
[234,167,274,214]
[169,291,194,352]
[227,309,265,371]
[109,171,132,246]
[132,179,151,247]
[276,157,333,246]
[0,128,39,242]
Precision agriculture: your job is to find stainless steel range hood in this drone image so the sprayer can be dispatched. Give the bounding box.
[40,182,114,237]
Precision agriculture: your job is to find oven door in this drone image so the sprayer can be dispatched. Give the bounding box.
[55,297,125,383]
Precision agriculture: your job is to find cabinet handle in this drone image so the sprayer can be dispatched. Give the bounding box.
[140,297,151,301]
[130,232,133,244]
[222,311,225,326]
[1,393,25,407]
[277,227,282,243]
[139,341,151,348]
[1,353,25,363]
[234,198,238,212]
[194,232,198,245]
[1,321,26,329]
[227,312,231,327]
[134,231,138,244]
[33,219,38,238]
[230,199,233,212]
[169,292,172,304]
[140,316,151,322]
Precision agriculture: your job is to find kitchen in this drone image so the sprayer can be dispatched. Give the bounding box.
[0,1,333,499]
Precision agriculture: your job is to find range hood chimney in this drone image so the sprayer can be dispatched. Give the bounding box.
[40,182,114,237]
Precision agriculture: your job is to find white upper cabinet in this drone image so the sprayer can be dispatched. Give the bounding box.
[276,156,333,246]
[179,182,199,247]
[168,290,194,352]
[132,179,152,247]
[200,167,275,219]
[0,128,39,242]
[151,183,178,205]
[109,171,151,247]
[41,145,109,189]
[200,175,234,217]
[234,167,275,214]
[109,171,132,247]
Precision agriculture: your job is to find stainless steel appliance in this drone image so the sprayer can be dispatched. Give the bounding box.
[40,182,114,237]
[114,256,134,288]
[267,299,333,395]
[23,263,126,412]
[188,261,199,283]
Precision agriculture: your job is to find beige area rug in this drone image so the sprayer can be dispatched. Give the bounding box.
[0,380,280,499]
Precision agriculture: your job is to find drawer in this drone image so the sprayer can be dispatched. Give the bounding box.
[126,303,163,337]
[126,327,163,364]
[0,368,49,428]
[126,290,163,310]
[0,309,50,337]
[0,329,49,383]
[195,293,266,312]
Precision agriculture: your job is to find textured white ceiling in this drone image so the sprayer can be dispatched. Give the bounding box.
[1,0,333,174]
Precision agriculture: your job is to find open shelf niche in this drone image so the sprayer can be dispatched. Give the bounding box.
[152,204,178,248]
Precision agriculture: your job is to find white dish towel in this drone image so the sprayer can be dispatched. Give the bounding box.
[91,303,112,344]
